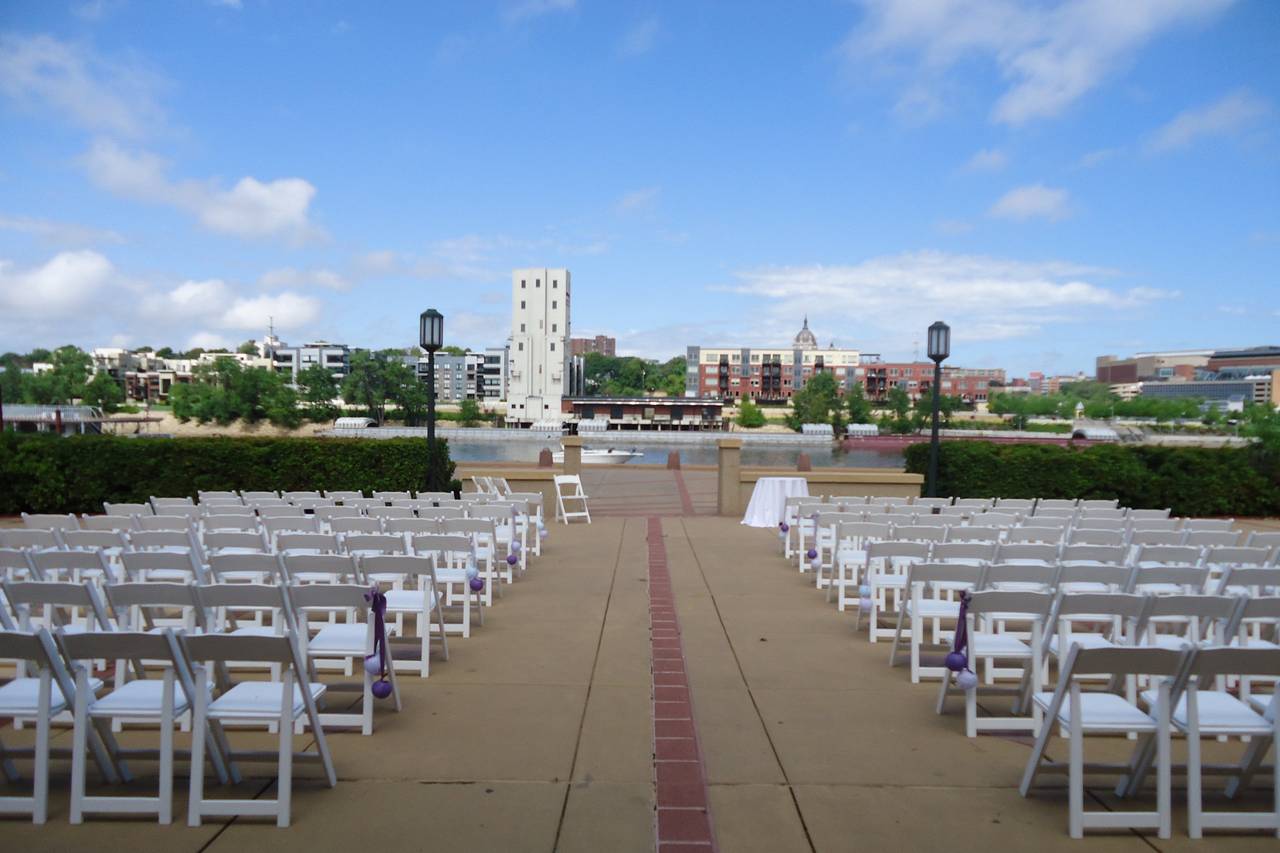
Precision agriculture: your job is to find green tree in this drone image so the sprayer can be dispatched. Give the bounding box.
[786,372,840,431]
[884,386,914,434]
[82,371,124,414]
[846,383,874,424]
[341,351,395,424]
[441,346,468,357]
[458,398,483,426]
[297,363,339,421]
[236,340,259,355]
[735,399,766,428]
[387,361,428,425]
[170,359,301,428]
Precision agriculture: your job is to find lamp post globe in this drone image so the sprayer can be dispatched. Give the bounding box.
[925,321,950,499]
[419,309,444,450]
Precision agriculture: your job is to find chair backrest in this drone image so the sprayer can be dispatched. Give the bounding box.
[931,542,996,564]
[1080,506,1124,518]
[1003,527,1063,544]
[137,514,196,532]
[1184,529,1242,548]
[881,513,916,526]
[891,526,946,543]
[967,589,1053,619]
[1130,565,1210,593]
[263,516,322,536]
[1036,498,1078,510]
[359,553,441,581]
[181,630,298,665]
[1055,564,1134,591]
[325,490,365,502]
[1,529,60,550]
[1189,647,1280,682]
[994,498,1035,510]
[3,580,112,629]
[127,528,198,552]
[1217,566,1280,596]
[1058,645,1184,679]
[105,581,205,628]
[1053,591,1148,620]
[1068,527,1126,546]
[1203,546,1272,568]
[329,517,384,535]
[0,548,36,579]
[59,529,126,552]
[904,562,983,591]
[1128,518,1178,531]
[1245,531,1280,550]
[1059,544,1129,566]
[120,549,204,582]
[257,505,305,519]
[419,506,467,520]
[314,506,362,521]
[371,491,411,501]
[913,497,952,509]
[208,552,283,582]
[198,490,242,502]
[953,498,993,509]
[866,541,931,561]
[341,532,407,555]
[281,553,360,583]
[105,501,153,517]
[946,526,1001,543]
[409,533,475,560]
[150,504,199,520]
[383,518,441,535]
[239,490,281,501]
[1133,544,1202,566]
[1141,593,1240,628]
[22,512,80,531]
[203,530,269,553]
[977,513,1020,528]
[287,582,370,614]
[981,562,1059,589]
[367,506,414,520]
[195,582,289,616]
[282,490,322,501]
[1033,507,1078,518]
[78,514,137,532]
[247,498,289,509]
[1127,529,1184,547]
[994,542,1059,564]
[836,521,890,543]
[1127,508,1171,520]
[274,532,340,554]
[553,475,585,494]
[907,515,948,528]
[203,514,261,533]
[1180,518,1235,532]
[201,503,255,517]
[30,548,112,579]
[291,498,336,511]
[1074,517,1127,531]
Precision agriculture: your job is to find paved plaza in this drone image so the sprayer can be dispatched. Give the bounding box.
[2,475,1278,851]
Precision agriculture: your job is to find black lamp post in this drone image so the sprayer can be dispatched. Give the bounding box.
[419,309,444,446]
[925,320,950,498]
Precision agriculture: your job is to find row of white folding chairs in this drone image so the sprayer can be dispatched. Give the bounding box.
[786,495,1134,511]
[470,476,513,496]
[0,624,339,826]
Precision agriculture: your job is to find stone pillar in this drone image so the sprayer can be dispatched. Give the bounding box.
[562,435,583,477]
[717,438,743,517]
[666,451,681,470]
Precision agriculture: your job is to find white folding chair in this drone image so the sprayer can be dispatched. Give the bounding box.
[78,514,137,532]
[888,562,984,682]
[1020,645,1183,839]
[121,549,206,584]
[22,512,80,531]
[553,474,591,524]
[182,632,335,827]
[105,502,153,517]
[409,534,483,637]
[851,541,931,634]
[1181,518,1236,532]
[359,555,449,678]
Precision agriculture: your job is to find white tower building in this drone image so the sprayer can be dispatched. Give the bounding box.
[506,267,572,426]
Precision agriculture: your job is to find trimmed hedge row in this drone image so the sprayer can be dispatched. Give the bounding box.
[0,434,456,515]
[903,440,1280,518]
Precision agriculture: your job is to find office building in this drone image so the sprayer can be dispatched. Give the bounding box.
[507,267,574,426]
[1095,350,1213,385]
[570,335,617,357]
[260,335,351,385]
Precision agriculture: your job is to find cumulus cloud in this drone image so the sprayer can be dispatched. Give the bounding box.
[989,183,1071,221]
[847,0,1235,125]
[82,139,320,242]
[717,250,1172,348]
[141,279,320,331]
[259,267,350,291]
[0,250,115,316]
[961,148,1007,172]
[618,18,660,57]
[0,214,124,246]
[0,33,166,138]
[1146,89,1271,152]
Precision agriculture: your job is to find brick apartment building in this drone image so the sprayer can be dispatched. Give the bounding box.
[569,335,616,357]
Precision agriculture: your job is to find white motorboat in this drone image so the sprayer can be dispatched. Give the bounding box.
[551,446,644,464]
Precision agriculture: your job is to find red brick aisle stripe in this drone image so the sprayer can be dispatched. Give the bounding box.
[673,470,697,517]
[648,516,718,852]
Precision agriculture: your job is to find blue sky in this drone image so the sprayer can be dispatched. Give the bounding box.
[0,0,1277,376]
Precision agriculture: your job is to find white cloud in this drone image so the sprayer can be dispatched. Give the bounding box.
[219,292,320,331]
[0,33,166,138]
[989,183,1071,221]
[619,18,660,57]
[142,278,320,332]
[503,0,575,24]
[961,148,1008,172]
[892,84,947,125]
[847,0,1235,125]
[615,186,660,215]
[718,250,1173,349]
[0,214,124,245]
[0,250,115,316]
[1077,147,1122,168]
[210,0,243,9]
[1146,89,1271,152]
[82,139,320,242]
[186,331,235,350]
[259,267,350,291]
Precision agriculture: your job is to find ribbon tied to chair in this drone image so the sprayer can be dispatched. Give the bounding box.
[945,590,978,691]
[363,586,393,699]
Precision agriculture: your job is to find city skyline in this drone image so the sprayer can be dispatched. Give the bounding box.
[1,1,1277,376]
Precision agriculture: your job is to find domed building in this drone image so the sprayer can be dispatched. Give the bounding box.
[792,316,818,349]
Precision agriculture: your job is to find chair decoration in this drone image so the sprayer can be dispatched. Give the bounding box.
[945,591,978,691]
[363,586,394,700]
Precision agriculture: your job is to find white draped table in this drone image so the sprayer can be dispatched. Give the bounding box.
[741,476,810,527]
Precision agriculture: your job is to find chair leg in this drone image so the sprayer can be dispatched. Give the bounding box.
[1069,689,1084,838]
[159,670,175,825]
[71,670,89,825]
[277,673,293,828]
[188,667,207,827]
[34,669,51,825]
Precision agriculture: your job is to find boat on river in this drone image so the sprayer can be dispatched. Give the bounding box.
[551,446,644,464]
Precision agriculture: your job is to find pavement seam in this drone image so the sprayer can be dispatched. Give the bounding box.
[676,517,818,853]
[550,515,627,852]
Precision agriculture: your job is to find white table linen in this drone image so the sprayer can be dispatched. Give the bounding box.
[741,477,809,527]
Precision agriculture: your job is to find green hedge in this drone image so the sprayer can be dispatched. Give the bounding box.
[0,434,456,515]
[903,440,1280,518]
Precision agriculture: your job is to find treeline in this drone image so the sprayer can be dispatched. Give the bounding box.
[749,373,968,435]
[1,346,124,412]
[988,382,1208,425]
[582,353,686,397]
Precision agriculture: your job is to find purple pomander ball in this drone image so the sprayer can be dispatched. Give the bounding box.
[371,679,393,699]
[945,651,968,672]
[806,548,817,560]
[511,540,522,553]
[858,584,871,597]
[810,558,821,571]
[506,553,518,565]
[956,670,979,691]
[469,576,485,593]
[364,655,382,676]
[858,596,873,613]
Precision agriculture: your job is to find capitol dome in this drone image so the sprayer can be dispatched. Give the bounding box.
[792,316,818,348]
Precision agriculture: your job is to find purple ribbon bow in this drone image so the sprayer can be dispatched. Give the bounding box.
[946,590,973,674]
[364,586,389,682]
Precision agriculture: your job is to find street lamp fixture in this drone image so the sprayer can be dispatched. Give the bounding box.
[419,309,444,447]
[925,320,950,499]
